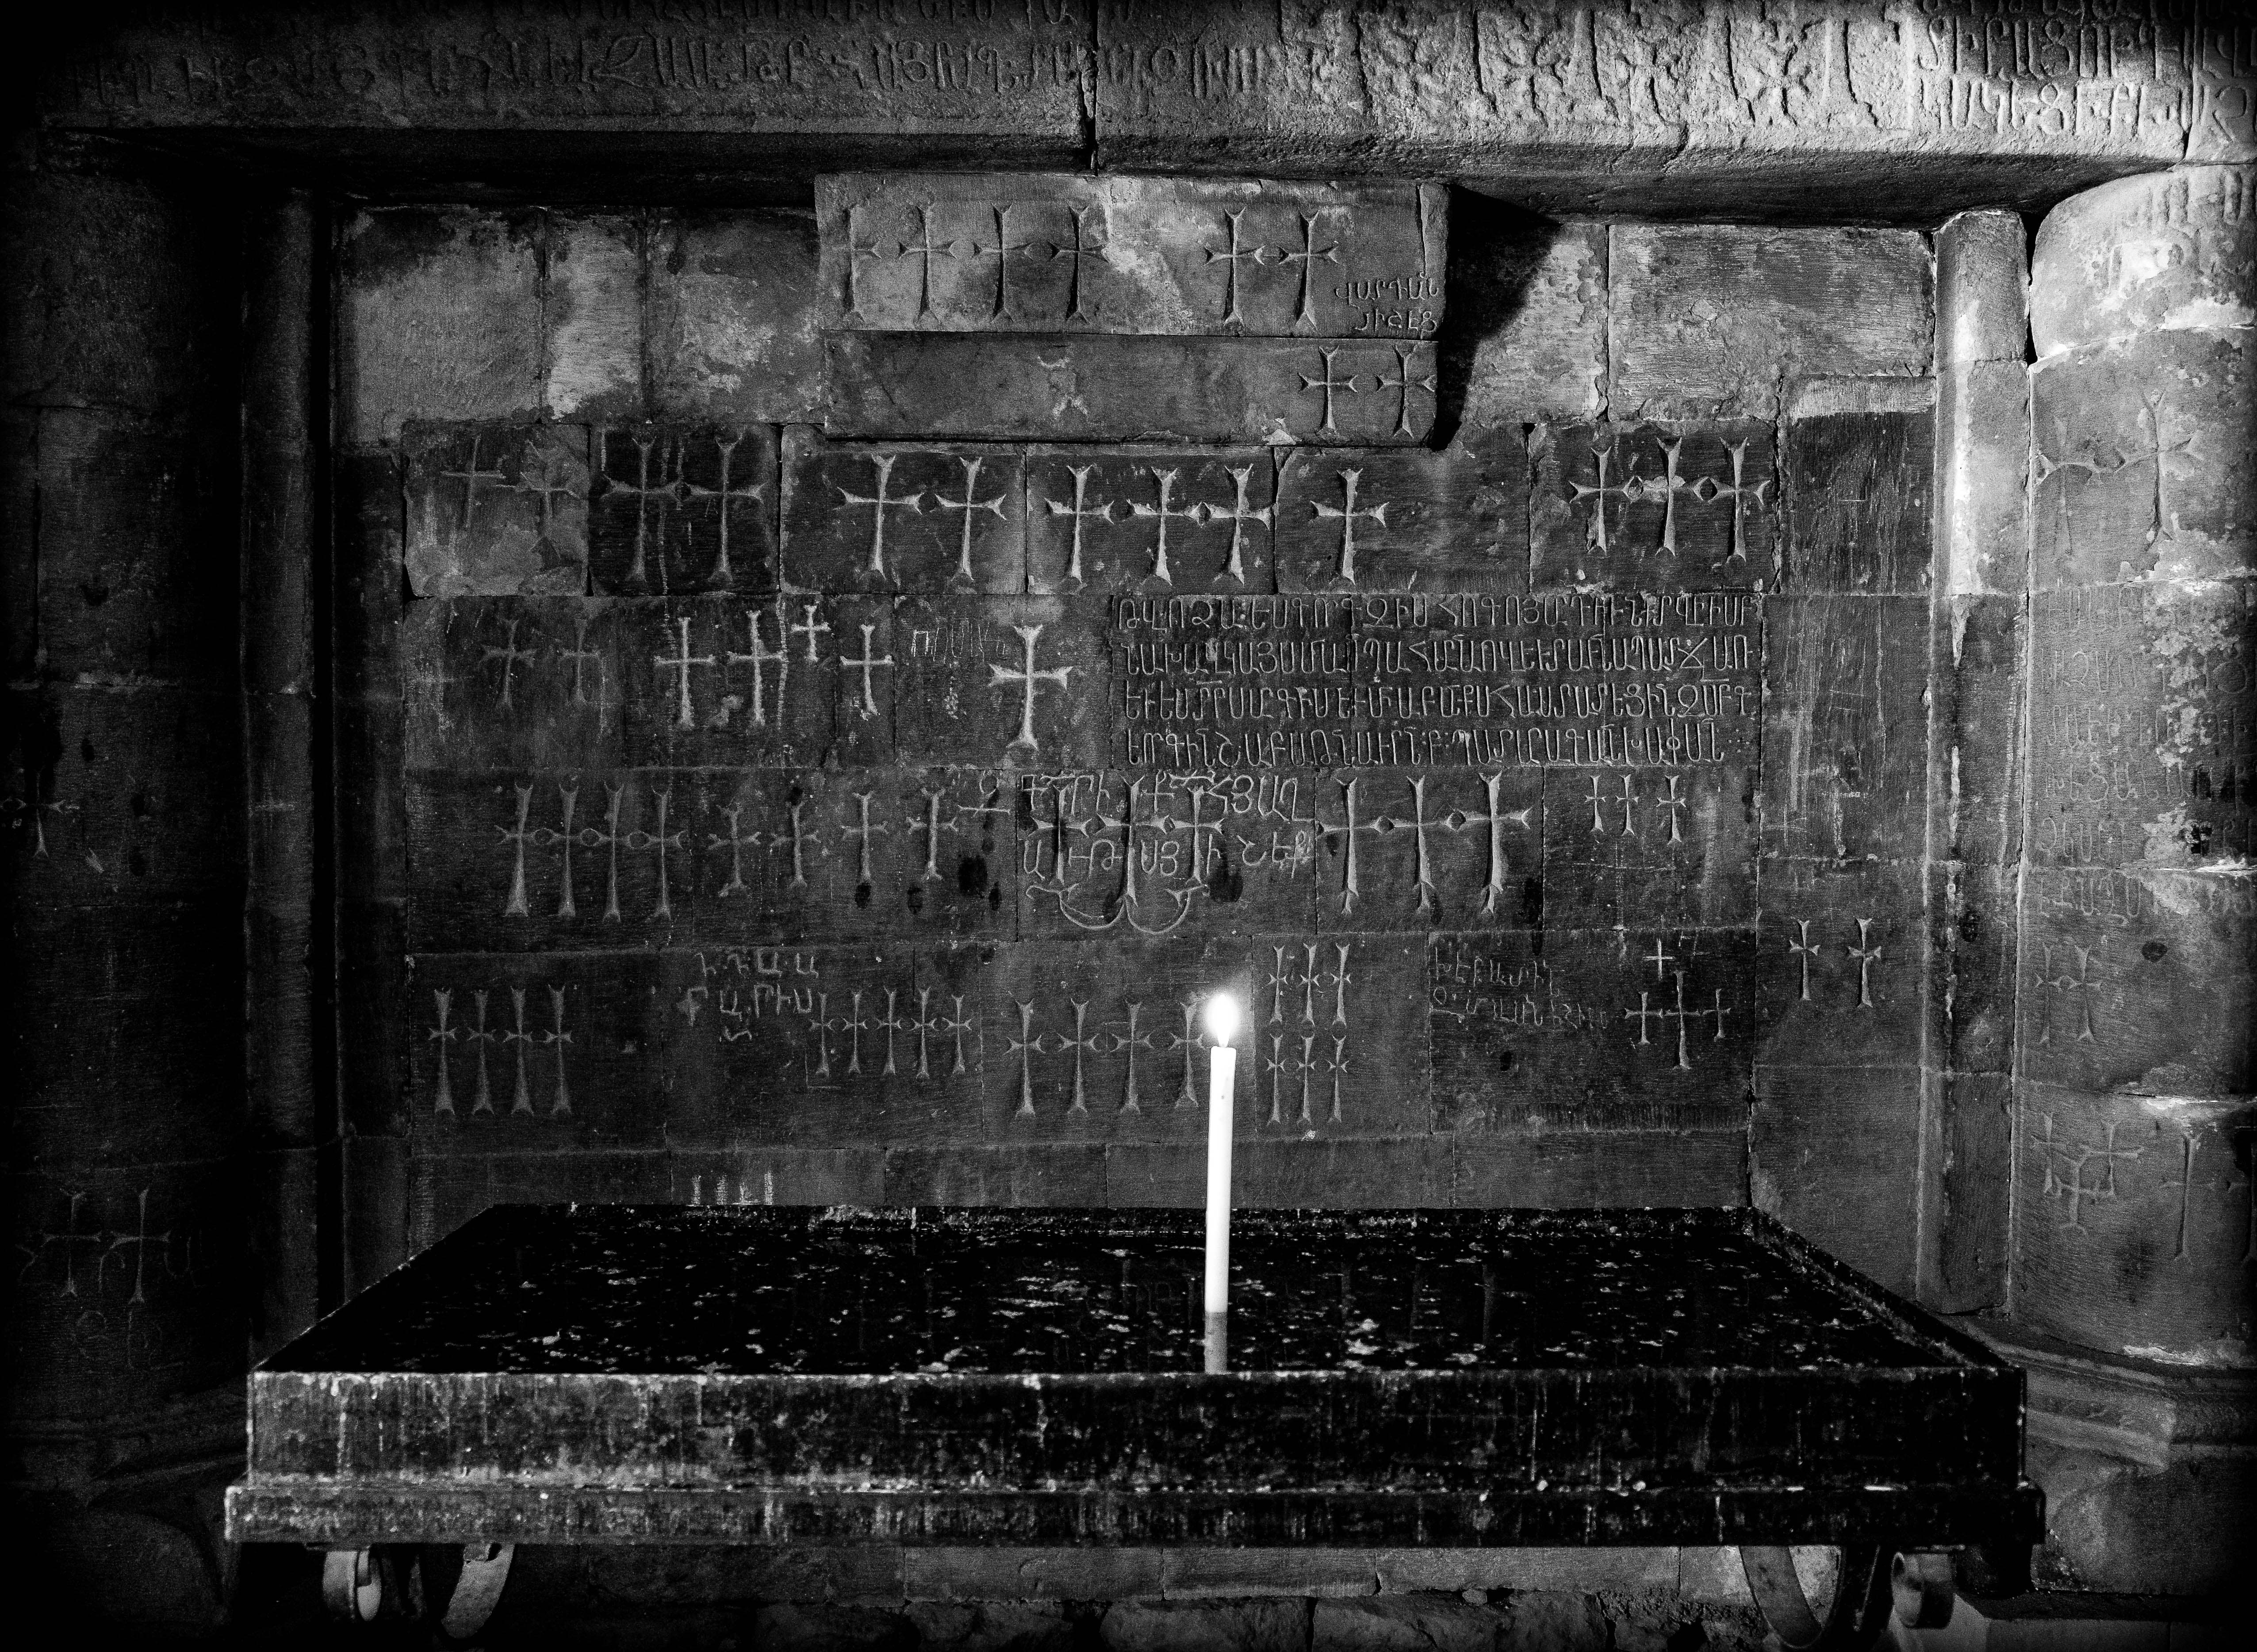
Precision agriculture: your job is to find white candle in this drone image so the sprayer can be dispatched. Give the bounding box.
[1202,993,1240,1328]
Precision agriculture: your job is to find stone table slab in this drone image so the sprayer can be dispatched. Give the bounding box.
[228,1205,2038,1550]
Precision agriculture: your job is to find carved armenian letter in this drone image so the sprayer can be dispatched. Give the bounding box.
[819,175,1446,336]
[824,335,1440,445]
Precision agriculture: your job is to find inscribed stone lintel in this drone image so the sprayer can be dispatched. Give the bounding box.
[823,334,1439,446]
[818,173,1447,337]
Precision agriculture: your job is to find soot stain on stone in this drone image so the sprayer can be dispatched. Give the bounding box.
[958,854,988,895]
[2142,940,2169,962]
[905,886,925,915]
[855,881,873,908]
[1960,907,1982,943]
[1206,848,1243,902]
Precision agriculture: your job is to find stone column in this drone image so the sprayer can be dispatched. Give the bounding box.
[2013,165,2256,1594]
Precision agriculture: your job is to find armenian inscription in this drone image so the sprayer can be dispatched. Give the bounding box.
[1113,593,1759,770]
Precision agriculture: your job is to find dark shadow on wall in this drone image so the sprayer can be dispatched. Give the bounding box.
[1431,187,1572,450]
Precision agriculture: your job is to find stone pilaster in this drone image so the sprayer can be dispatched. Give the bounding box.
[2012,164,2257,1594]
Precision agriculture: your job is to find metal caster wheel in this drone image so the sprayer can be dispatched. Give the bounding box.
[319,1542,513,1640]
[1890,1551,1957,1629]
[1742,1545,1892,1651]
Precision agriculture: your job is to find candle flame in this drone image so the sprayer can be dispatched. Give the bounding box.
[1203,991,1241,1046]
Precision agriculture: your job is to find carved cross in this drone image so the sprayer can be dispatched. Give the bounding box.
[839,622,895,719]
[2035,942,2101,1045]
[1044,204,1109,321]
[1788,918,1819,1002]
[1645,935,1676,980]
[1112,1002,1157,1115]
[842,790,891,884]
[1319,775,1386,915]
[908,785,959,882]
[427,989,459,1117]
[99,1189,174,1307]
[989,623,1077,754]
[680,432,766,586]
[897,203,957,321]
[652,616,717,731]
[1311,468,1388,584]
[1203,207,1262,324]
[1374,347,1436,437]
[1128,467,1200,585]
[438,433,510,536]
[709,802,755,898]
[971,203,1031,321]
[1269,209,1338,329]
[1655,773,1686,844]
[1203,464,1271,585]
[725,601,790,727]
[1710,438,1772,567]
[1846,918,1882,1010]
[878,988,914,1077]
[941,994,975,1078]
[559,612,605,708]
[1446,773,1529,918]
[575,782,627,922]
[498,782,536,917]
[464,989,498,1114]
[1299,347,1361,436]
[482,615,536,711]
[789,601,833,662]
[600,429,682,591]
[835,453,925,581]
[1376,775,1441,914]
[502,985,536,1115]
[1569,435,1645,558]
[1007,999,1038,1117]
[934,456,1007,584]
[536,984,573,1118]
[623,786,685,921]
[1169,996,1203,1109]
[1044,463,1114,586]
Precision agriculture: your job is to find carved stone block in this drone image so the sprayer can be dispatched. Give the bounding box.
[2011,1083,2255,1367]
[819,173,1445,337]
[1929,860,2018,1078]
[1026,450,1275,594]
[1015,770,1322,941]
[1115,590,1758,773]
[824,334,1438,445]
[1530,421,1777,591]
[1609,226,1931,421]
[544,214,644,423]
[408,952,670,1139]
[2025,582,2255,871]
[402,596,855,773]
[1753,858,1924,1070]
[2031,167,2255,357]
[2019,869,2256,1098]
[1306,768,1543,934]
[405,424,590,598]
[2031,332,2256,589]
[1936,209,2029,368]
[1783,404,1934,595]
[1431,927,1757,1135]
[986,935,1428,1145]
[649,210,827,427]
[1759,594,1932,863]
[1274,437,1528,594]
[404,766,1017,953]
[341,208,540,446]
[782,429,1026,594]
[672,945,993,1150]
[1540,763,1756,931]
[590,424,778,596]
[893,597,1113,771]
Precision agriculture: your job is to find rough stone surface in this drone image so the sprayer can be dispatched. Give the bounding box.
[1451,210,1606,428]
[340,207,541,446]
[1936,209,2030,368]
[1101,1600,1307,1652]
[1311,1595,1501,1652]
[820,175,1444,337]
[825,335,1440,445]
[542,213,644,424]
[1608,226,1933,420]
[650,210,826,427]
[2031,166,2257,358]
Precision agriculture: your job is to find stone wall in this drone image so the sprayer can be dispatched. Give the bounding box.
[331,192,1959,1303]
